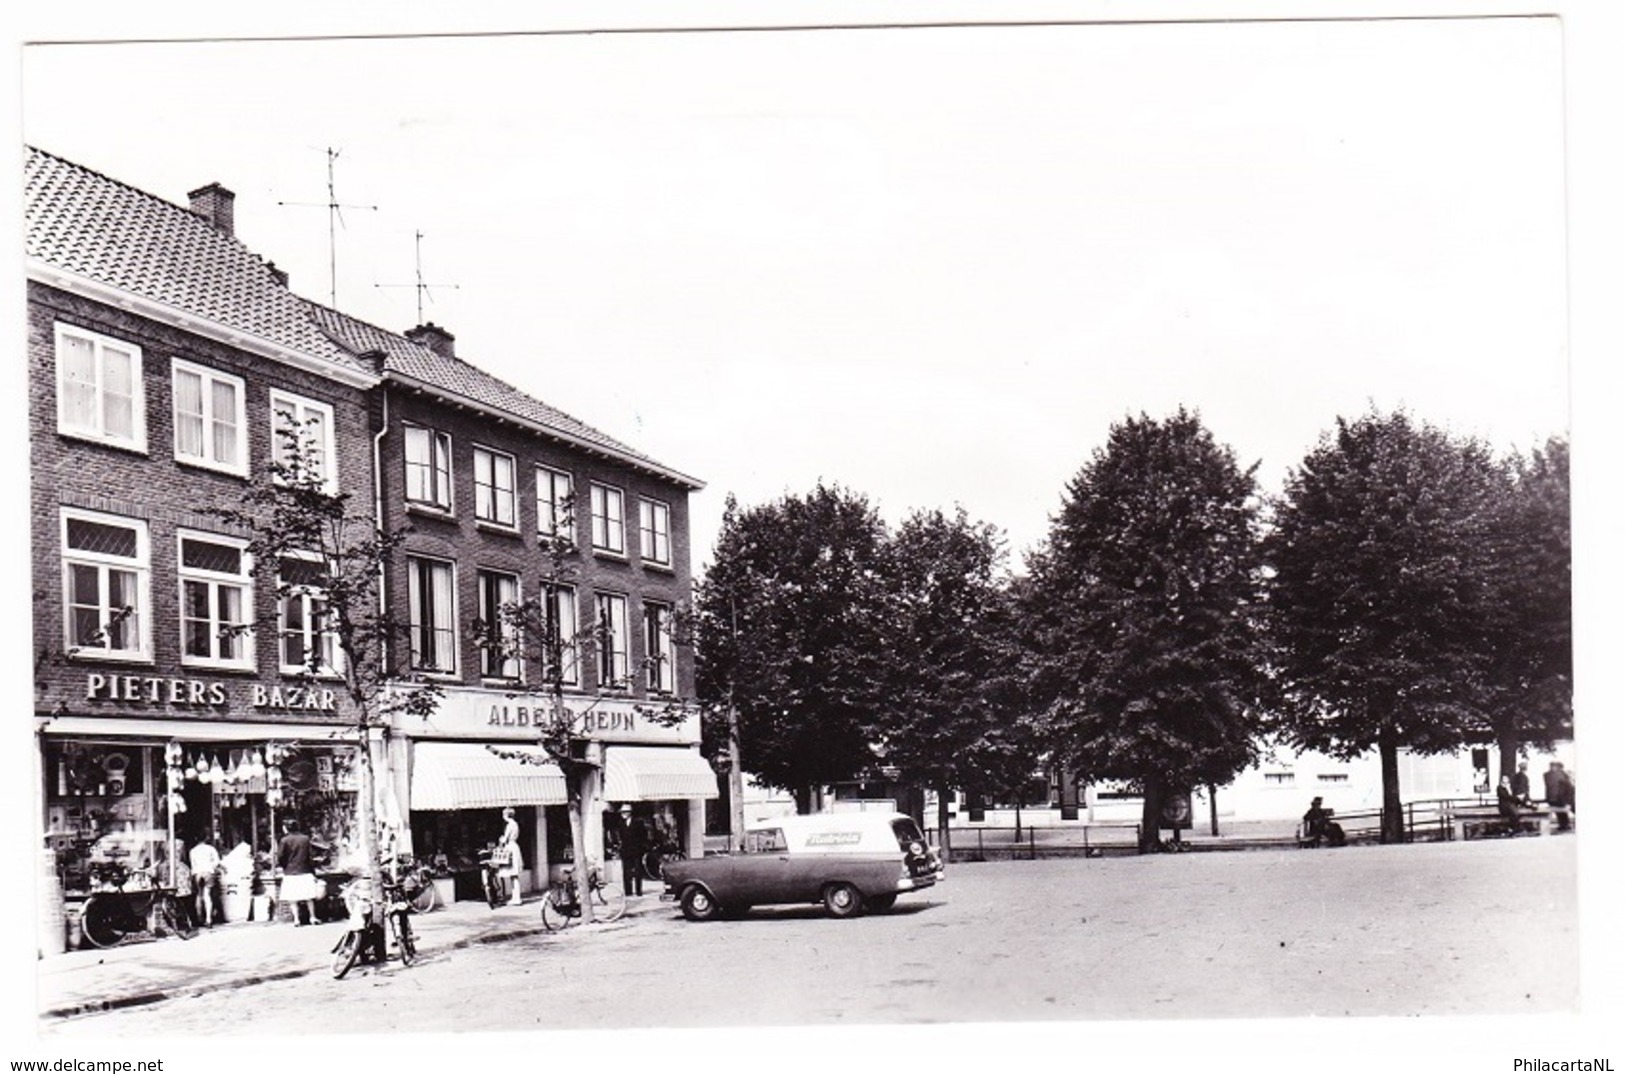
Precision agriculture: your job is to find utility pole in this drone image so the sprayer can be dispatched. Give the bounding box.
[375,230,459,326]
[277,147,377,308]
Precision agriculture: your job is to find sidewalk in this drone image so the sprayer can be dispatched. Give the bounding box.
[38,891,669,1022]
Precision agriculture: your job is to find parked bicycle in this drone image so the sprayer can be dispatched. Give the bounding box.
[330,874,416,979]
[539,863,626,930]
[640,843,686,882]
[387,854,438,914]
[79,861,193,949]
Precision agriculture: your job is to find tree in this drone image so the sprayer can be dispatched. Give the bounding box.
[694,485,892,813]
[1027,409,1268,853]
[1477,437,1572,777]
[881,507,1019,856]
[479,518,688,924]
[1266,410,1504,842]
[214,420,441,939]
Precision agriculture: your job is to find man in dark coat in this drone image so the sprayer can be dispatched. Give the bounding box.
[1511,762,1532,807]
[620,810,650,896]
[1543,762,1574,832]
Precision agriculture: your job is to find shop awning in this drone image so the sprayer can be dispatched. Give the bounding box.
[602,746,719,802]
[410,743,567,810]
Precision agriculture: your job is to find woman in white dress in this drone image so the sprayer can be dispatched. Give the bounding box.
[499,807,523,905]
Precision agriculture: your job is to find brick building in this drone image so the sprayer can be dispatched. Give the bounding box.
[304,308,711,899]
[26,148,380,927]
[27,145,711,931]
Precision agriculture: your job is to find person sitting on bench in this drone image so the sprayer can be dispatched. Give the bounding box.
[1497,775,1522,831]
[1302,797,1346,848]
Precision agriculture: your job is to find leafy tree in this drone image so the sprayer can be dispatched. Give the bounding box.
[1477,437,1571,777]
[1027,409,1268,852]
[478,517,688,923]
[694,485,892,812]
[1266,410,1504,842]
[214,420,441,937]
[880,507,1021,855]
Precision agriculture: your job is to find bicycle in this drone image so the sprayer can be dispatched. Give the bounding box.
[79,862,194,949]
[539,863,626,930]
[330,875,417,979]
[640,844,686,883]
[387,854,438,914]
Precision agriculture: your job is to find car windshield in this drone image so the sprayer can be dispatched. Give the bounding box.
[890,818,926,849]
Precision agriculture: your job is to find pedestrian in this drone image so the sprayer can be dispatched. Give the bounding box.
[1497,775,1521,831]
[620,809,649,897]
[188,832,222,928]
[277,819,318,925]
[1511,762,1533,807]
[1543,761,1573,832]
[161,841,196,937]
[498,807,523,906]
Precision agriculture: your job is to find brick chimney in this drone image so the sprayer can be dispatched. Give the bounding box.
[188,182,236,237]
[405,322,455,359]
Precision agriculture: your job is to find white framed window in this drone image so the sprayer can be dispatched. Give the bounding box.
[473,447,518,528]
[541,582,579,686]
[172,359,246,475]
[178,531,254,670]
[594,592,629,689]
[278,553,341,676]
[407,555,458,674]
[638,498,672,566]
[61,508,150,660]
[590,483,625,555]
[270,390,337,492]
[643,601,676,694]
[55,323,146,452]
[404,425,453,511]
[477,569,521,680]
[536,466,575,542]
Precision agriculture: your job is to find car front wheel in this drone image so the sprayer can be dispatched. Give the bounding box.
[680,884,721,922]
[822,882,864,918]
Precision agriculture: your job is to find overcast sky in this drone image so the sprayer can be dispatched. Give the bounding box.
[19,16,1570,572]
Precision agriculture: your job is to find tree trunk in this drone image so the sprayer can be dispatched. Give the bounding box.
[727,700,745,852]
[1138,774,1163,854]
[1207,782,1219,837]
[794,785,814,814]
[1378,728,1404,844]
[566,779,595,925]
[1495,721,1520,787]
[355,732,386,952]
[935,785,952,865]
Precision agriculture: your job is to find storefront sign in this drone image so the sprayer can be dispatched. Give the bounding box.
[83,673,339,713]
[402,687,700,745]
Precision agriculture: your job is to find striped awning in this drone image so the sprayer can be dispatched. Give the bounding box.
[602,746,719,802]
[410,743,567,810]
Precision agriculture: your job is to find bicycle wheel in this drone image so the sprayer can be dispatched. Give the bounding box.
[331,930,361,979]
[592,881,627,923]
[394,913,417,966]
[640,849,664,882]
[80,895,127,949]
[539,889,576,931]
[408,873,437,914]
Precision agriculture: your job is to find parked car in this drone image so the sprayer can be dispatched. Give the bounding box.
[661,812,944,921]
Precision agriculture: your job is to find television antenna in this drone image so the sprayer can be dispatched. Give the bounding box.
[276,147,377,307]
[375,230,460,325]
